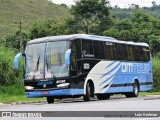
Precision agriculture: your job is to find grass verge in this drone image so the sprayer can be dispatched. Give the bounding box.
[0,85,45,103]
[0,94,45,103]
[139,91,160,96]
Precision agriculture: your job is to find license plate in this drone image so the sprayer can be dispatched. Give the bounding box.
[41,91,49,95]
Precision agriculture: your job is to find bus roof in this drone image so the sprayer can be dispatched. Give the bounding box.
[27,34,149,47]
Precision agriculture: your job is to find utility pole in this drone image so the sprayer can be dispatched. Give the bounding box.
[20,20,23,52]
[14,19,23,52]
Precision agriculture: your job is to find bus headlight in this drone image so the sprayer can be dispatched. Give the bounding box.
[57,83,70,88]
[25,86,34,90]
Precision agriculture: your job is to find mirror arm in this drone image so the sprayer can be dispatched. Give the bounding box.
[22,53,26,57]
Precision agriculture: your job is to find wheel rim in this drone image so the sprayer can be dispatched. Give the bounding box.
[87,84,91,96]
[134,83,138,95]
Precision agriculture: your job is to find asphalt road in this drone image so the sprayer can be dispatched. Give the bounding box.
[0,95,160,120]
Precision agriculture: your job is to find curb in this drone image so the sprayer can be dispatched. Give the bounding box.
[144,97,160,100]
[0,98,81,106]
[0,100,46,106]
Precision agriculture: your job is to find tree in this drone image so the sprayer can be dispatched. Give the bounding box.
[49,19,68,35]
[30,19,54,39]
[116,19,132,31]
[130,4,139,9]
[71,0,111,34]
[147,35,160,55]
[1,31,29,51]
[152,1,157,7]
[103,27,120,38]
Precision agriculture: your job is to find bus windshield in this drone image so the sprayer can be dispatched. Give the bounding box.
[25,41,70,80]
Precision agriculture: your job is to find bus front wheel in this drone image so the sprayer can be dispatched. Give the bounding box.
[47,96,54,104]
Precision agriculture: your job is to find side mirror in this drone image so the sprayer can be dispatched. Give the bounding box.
[14,53,25,69]
[65,49,71,65]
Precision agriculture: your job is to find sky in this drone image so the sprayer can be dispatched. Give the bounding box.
[50,0,160,8]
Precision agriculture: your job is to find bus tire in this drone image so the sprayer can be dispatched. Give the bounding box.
[47,96,54,104]
[125,81,139,98]
[83,82,91,101]
[125,93,131,98]
[97,94,110,100]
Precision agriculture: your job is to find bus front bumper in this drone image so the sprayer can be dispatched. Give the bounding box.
[25,89,84,98]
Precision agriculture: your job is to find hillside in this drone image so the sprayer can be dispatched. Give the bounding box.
[111,5,160,19]
[0,0,70,38]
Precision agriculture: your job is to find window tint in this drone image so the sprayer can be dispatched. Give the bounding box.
[105,42,115,60]
[115,44,126,60]
[71,54,77,71]
[71,39,81,59]
[126,45,134,61]
[133,46,143,61]
[143,47,150,61]
[82,40,94,58]
[93,41,105,59]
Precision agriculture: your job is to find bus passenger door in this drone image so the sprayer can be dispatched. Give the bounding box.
[70,52,80,94]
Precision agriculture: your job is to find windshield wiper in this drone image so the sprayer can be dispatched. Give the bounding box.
[36,56,40,71]
[46,56,49,71]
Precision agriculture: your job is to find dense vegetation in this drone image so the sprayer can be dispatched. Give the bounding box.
[152,56,160,91]
[111,2,160,20]
[0,0,160,92]
[0,45,23,85]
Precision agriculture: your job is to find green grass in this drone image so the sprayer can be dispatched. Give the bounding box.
[0,85,45,103]
[0,0,70,39]
[0,94,45,104]
[139,91,160,96]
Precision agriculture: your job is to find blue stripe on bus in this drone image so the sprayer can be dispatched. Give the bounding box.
[104,84,152,93]
[100,80,113,91]
[25,89,84,98]
[106,86,133,93]
[105,61,116,69]
[99,74,114,86]
[100,62,121,79]
[140,84,152,91]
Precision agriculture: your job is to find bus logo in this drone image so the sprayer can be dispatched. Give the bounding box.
[37,81,53,86]
[121,63,150,73]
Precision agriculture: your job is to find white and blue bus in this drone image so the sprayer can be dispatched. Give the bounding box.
[14,34,153,103]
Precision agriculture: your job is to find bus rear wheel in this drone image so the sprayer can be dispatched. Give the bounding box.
[125,81,139,98]
[47,96,54,104]
[97,94,110,100]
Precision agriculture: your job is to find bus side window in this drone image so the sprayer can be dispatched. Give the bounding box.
[126,45,134,61]
[133,46,143,61]
[71,54,77,70]
[82,40,94,58]
[93,41,105,59]
[115,44,126,60]
[71,39,81,59]
[143,47,150,61]
[105,42,115,60]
